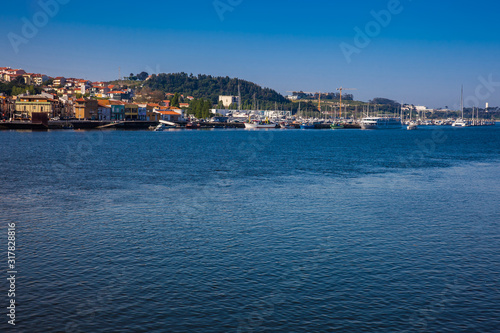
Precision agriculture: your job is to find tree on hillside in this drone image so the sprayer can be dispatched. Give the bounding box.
[369,98,400,107]
[203,100,213,118]
[171,92,180,107]
[136,72,149,81]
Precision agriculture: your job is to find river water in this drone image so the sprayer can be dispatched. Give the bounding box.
[0,125,499,332]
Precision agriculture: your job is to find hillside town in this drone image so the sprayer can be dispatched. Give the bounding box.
[0,66,192,123]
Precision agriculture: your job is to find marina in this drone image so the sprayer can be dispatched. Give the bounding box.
[1,116,495,131]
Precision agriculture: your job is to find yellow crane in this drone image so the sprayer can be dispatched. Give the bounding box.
[336,87,357,118]
[287,91,329,113]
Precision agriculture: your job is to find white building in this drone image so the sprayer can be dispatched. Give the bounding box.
[218,96,239,108]
[32,74,49,86]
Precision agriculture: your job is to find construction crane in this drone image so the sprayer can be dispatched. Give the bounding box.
[287,91,329,113]
[336,87,357,118]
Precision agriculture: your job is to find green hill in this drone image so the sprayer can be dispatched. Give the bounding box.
[145,72,288,108]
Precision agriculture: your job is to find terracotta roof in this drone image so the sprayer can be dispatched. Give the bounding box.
[154,110,181,115]
[97,100,111,106]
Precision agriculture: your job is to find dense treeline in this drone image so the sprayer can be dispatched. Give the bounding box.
[187,99,213,119]
[369,97,402,114]
[145,72,289,106]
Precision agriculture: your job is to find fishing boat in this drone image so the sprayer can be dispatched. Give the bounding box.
[360,117,402,130]
[300,123,315,129]
[186,122,201,129]
[244,117,276,129]
[330,122,344,129]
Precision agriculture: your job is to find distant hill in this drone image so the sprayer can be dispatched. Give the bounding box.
[145,72,288,107]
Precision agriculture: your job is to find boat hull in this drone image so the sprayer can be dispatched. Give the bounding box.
[244,123,276,129]
[360,117,402,130]
[330,123,344,129]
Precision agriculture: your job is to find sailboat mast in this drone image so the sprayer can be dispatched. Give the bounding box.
[461,85,464,119]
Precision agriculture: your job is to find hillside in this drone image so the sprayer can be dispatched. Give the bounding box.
[144,73,288,107]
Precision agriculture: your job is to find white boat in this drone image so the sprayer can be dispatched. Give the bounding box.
[360,117,402,130]
[452,119,468,127]
[407,122,418,130]
[152,123,175,131]
[153,124,165,131]
[452,86,468,127]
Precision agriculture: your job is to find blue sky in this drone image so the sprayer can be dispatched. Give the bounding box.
[1,0,499,108]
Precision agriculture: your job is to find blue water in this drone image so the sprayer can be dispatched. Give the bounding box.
[1,125,499,332]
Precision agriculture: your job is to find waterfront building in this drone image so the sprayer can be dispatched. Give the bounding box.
[146,103,161,121]
[97,100,112,120]
[74,98,98,120]
[125,103,139,120]
[108,100,126,120]
[153,109,183,122]
[137,104,147,120]
[14,95,63,119]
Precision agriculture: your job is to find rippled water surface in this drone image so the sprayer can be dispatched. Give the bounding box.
[1,125,499,332]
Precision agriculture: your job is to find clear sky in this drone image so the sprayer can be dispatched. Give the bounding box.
[1,0,499,108]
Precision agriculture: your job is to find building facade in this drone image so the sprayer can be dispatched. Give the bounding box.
[14,95,63,119]
[218,96,239,108]
[74,98,99,120]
